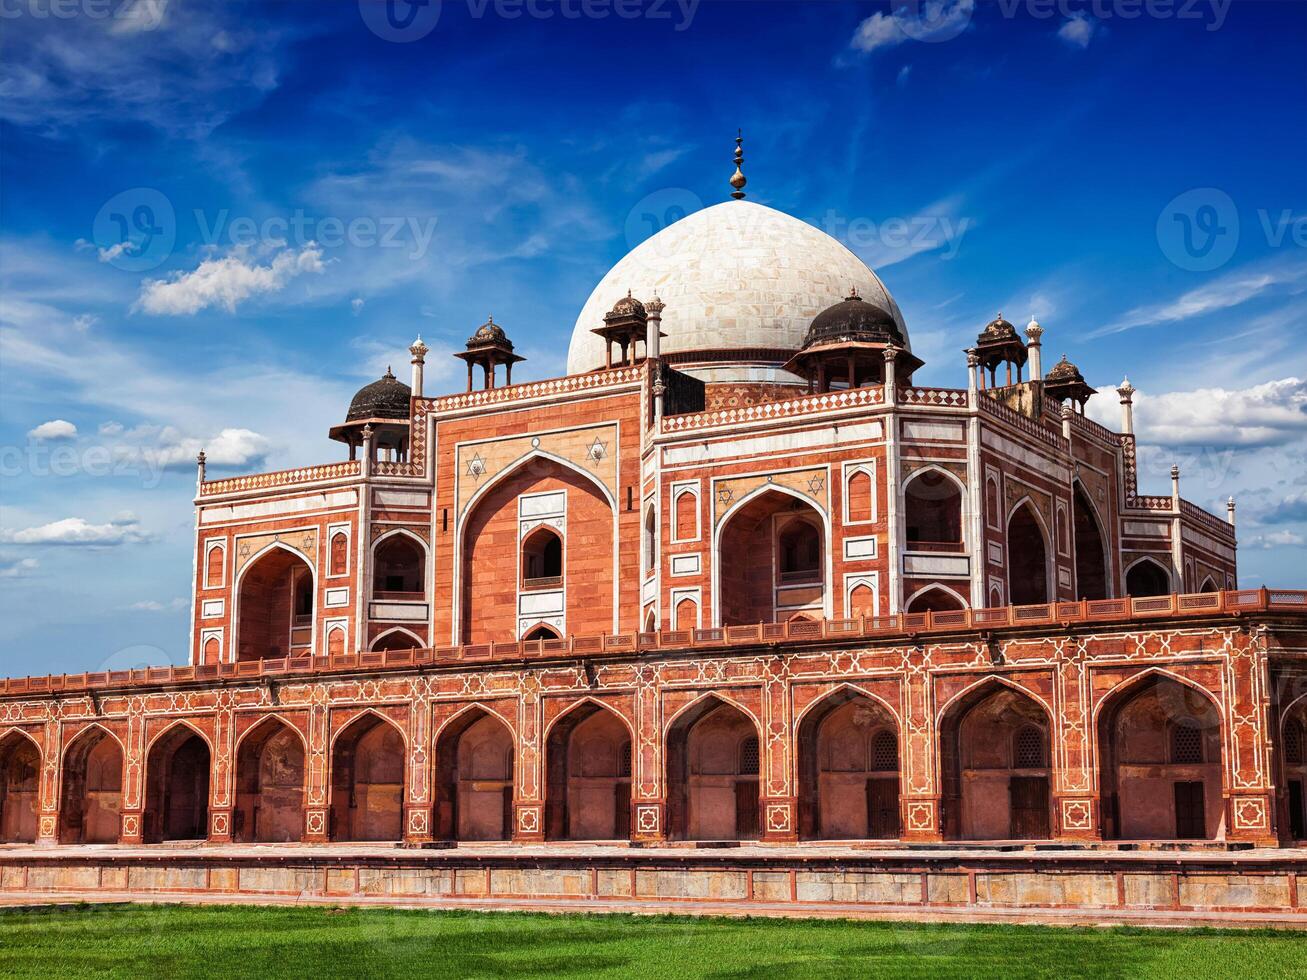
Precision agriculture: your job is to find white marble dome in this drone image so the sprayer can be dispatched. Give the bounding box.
[566,200,908,379]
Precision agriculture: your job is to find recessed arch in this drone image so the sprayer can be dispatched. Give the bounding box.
[370,627,424,652]
[522,525,564,587]
[1095,669,1224,840]
[902,465,965,552]
[935,673,1054,727]
[1072,480,1110,600]
[143,721,211,842]
[904,583,968,613]
[1198,575,1219,594]
[329,710,405,842]
[522,623,561,641]
[59,724,124,844]
[234,540,316,662]
[433,706,515,841]
[1124,556,1173,598]
[371,528,428,598]
[665,694,761,841]
[793,682,902,731]
[796,686,900,840]
[938,678,1053,840]
[1280,692,1307,840]
[234,716,306,843]
[714,483,832,627]
[0,729,41,844]
[1006,497,1052,606]
[544,699,634,840]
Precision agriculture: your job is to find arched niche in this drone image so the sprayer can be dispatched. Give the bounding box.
[234,718,306,843]
[718,488,826,626]
[0,731,40,844]
[544,702,631,840]
[434,708,515,842]
[1007,502,1051,606]
[237,545,315,661]
[59,727,123,844]
[796,689,899,840]
[330,714,404,842]
[144,725,210,843]
[665,697,759,841]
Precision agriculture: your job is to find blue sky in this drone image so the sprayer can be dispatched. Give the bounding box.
[1,0,1304,675]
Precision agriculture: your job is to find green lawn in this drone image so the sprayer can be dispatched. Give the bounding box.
[0,904,1302,978]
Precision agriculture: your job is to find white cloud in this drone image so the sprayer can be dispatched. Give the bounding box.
[126,597,188,612]
[1057,13,1097,48]
[351,297,365,316]
[1091,377,1307,448]
[1096,257,1307,336]
[135,243,325,315]
[100,423,272,472]
[0,556,39,578]
[1248,530,1305,549]
[27,419,77,441]
[850,0,974,54]
[0,513,151,547]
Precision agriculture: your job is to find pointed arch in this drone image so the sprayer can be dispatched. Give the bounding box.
[1006,497,1052,606]
[143,721,211,843]
[521,524,564,587]
[1281,691,1307,840]
[329,710,405,842]
[1124,556,1173,598]
[796,685,900,840]
[521,623,561,641]
[1095,668,1224,841]
[902,465,966,552]
[664,689,763,735]
[1072,479,1110,600]
[59,723,124,844]
[234,715,306,843]
[544,698,634,840]
[713,483,833,627]
[233,540,316,662]
[938,677,1053,840]
[1198,575,1219,594]
[793,682,902,730]
[665,693,761,841]
[371,528,429,598]
[433,705,515,841]
[904,583,968,613]
[370,627,424,652]
[0,729,41,844]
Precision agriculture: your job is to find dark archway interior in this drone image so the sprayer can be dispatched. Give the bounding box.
[906,588,965,614]
[904,471,962,550]
[238,548,314,661]
[545,703,631,840]
[1126,560,1172,598]
[522,528,563,587]
[144,728,210,843]
[1008,505,1050,605]
[374,535,425,596]
[1073,484,1109,601]
[330,715,404,842]
[0,734,39,844]
[719,492,825,625]
[59,728,122,844]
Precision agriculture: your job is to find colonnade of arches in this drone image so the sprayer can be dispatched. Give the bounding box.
[0,669,1275,846]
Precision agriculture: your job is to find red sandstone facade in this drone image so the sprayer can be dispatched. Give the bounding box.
[3,189,1305,861]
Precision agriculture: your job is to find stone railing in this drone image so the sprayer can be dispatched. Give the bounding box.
[429,366,643,414]
[977,393,1063,449]
[1180,498,1236,538]
[3,589,1301,698]
[199,460,361,497]
[899,387,968,408]
[661,385,885,434]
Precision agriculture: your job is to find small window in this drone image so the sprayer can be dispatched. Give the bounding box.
[739,736,760,774]
[871,729,898,772]
[293,573,313,618]
[327,627,345,657]
[617,741,633,778]
[202,636,220,662]
[846,470,873,524]
[644,506,657,572]
[778,519,820,583]
[522,528,563,587]
[1014,726,1044,768]
[373,535,425,595]
[1286,720,1304,766]
[330,533,348,576]
[522,624,560,641]
[675,491,697,540]
[1171,724,1204,765]
[205,545,224,588]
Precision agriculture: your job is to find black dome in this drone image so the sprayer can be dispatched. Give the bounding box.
[802,291,904,349]
[345,368,411,423]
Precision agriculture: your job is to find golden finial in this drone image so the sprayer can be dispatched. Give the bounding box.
[729,129,747,200]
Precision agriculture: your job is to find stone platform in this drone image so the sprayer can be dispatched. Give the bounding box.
[1,842,1305,928]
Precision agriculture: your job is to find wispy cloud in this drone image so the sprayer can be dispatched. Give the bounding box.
[0,557,39,579]
[1090,377,1307,449]
[1057,13,1098,49]
[849,0,974,55]
[0,514,151,547]
[135,243,325,315]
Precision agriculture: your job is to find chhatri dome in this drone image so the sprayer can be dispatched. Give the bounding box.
[566,135,907,381]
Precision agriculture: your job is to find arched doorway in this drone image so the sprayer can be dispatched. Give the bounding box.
[718,490,826,625]
[0,732,40,843]
[59,727,123,844]
[237,546,314,661]
[371,629,422,653]
[1098,674,1223,840]
[905,587,966,614]
[904,469,963,552]
[373,533,426,598]
[234,719,306,843]
[1125,558,1172,598]
[1072,483,1108,600]
[522,624,561,642]
[462,459,614,643]
[330,714,404,842]
[544,702,631,840]
[940,682,1052,840]
[1007,503,1050,605]
[797,690,899,840]
[666,698,759,841]
[434,709,514,842]
[1282,703,1307,841]
[144,726,210,843]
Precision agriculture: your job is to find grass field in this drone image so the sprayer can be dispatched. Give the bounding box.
[0,904,1303,978]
